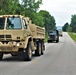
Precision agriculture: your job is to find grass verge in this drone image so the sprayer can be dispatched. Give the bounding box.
[68,32,76,42]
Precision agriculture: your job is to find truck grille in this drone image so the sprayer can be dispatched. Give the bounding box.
[50,35,55,38]
[0,35,4,38]
[6,35,11,38]
[0,35,11,38]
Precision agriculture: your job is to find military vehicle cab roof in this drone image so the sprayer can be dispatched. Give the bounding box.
[0,15,24,18]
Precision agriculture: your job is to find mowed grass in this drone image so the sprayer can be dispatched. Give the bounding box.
[68,32,76,42]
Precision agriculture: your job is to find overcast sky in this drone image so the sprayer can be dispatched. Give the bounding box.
[39,0,76,26]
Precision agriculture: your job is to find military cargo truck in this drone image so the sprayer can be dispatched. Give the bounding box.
[0,15,45,61]
[48,30,59,43]
[58,29,63,36]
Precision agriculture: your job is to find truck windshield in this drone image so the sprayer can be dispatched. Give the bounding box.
[0,18,5,29]
[49,31,56,35]
[6,17,22,29]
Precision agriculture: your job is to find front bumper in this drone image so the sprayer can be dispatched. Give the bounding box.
[0,41,25,52]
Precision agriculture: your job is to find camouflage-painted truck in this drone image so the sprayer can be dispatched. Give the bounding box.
[0,15,45,61]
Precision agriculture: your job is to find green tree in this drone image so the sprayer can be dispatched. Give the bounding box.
[70,14,76,32]
[22,0,42,12]
[66,25,72,32]
[15,4,25,15]
[0,0,20,14]
[31,12,44,27]
[62,22,69,32]
[39,10,56,33]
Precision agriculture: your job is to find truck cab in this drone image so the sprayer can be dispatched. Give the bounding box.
[0,15,45,61]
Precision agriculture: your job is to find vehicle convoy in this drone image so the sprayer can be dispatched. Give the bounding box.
[0,15,45,61]
[48,30,59,43]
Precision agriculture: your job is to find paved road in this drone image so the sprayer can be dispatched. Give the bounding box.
[0,32,76,75]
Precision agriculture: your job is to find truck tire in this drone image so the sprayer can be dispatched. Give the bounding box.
[0,53,3,60]
[48,40,52,43]
[35,42,41,56]
[23,42,32,61]
[56,39,59,43]
[50,40,52,43]
[41,42,45,55]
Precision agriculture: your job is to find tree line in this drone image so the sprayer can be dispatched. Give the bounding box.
[62,14,76,32]
[0,0,56,33]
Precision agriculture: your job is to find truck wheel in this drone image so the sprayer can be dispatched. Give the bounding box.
[48,40,52,43]
[48,40,50,43]
[23,42,32,61]
[35,42,41,56]
[0,53,3,60]
[50,40,52,43]
[41,42,45,55]
[56,39,59,43]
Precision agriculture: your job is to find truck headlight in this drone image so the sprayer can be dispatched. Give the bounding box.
[17,43,20,46]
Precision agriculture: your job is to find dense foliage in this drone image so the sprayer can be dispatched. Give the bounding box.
[39,10,56,32]
[70,15,76,32]
[62,22,70,32]
[62,14,76,32]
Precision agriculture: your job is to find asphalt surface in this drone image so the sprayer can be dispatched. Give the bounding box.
[0,32,76,75]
